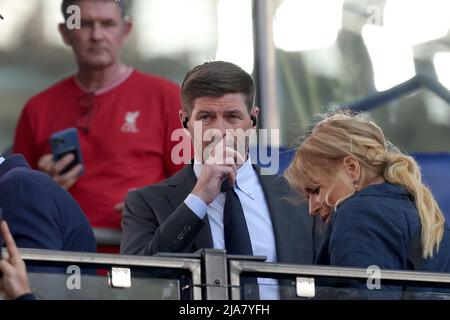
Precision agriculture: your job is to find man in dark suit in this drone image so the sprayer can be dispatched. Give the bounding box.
[0,154,96,252]
[121,61,323,299]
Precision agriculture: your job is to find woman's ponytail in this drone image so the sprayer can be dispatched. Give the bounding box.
[384,153,445,258]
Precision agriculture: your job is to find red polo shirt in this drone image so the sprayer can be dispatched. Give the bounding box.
[14,69,189,230]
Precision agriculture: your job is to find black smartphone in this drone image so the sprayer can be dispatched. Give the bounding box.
[50,127,84,176]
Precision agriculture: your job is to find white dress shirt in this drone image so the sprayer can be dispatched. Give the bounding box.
[0,157,5,165]
[184,156,279,299]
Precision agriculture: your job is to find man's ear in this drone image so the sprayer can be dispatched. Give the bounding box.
[251,106,260,118]
[121,20,133,43]
[250,107,260,127]
[343,156,361,181]
[58,23,72,47]
[179,110,186,127]
[179,110,191,133]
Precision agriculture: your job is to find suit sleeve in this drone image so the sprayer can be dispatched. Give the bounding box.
[13,102,40,169]
[120,189,207,255]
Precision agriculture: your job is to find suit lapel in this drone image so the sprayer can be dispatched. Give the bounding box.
[165,165,197,209]
[165,164,214,251]
[255,167,295,263]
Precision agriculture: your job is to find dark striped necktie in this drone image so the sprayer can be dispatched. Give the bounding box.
[221,180,253,255]
[221,180,260,299]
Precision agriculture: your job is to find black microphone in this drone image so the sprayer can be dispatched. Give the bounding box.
[183,117,189,129]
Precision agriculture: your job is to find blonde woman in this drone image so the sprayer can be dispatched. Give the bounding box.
[285,111,450,272]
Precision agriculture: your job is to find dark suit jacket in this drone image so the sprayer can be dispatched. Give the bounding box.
[0,154,96,252]
[121,164,324,266]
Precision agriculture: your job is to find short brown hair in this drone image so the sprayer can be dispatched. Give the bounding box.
[61,0,128,20]
[181,61,255,116]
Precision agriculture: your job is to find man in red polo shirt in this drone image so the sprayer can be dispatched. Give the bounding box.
[13,0,188,249]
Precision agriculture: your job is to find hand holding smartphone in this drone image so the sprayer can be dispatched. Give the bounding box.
[50,128,84,176]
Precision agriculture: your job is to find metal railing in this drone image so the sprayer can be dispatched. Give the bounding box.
[228,259,450,300]
[4,248,202,300]
[3,248,450,300]
[92,228,122,247]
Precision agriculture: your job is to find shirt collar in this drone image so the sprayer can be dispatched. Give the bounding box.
[193,155,256,199]
[75,67,134,95]
[0,157,5,165]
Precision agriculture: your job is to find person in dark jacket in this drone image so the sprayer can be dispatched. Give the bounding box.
[0,154,96,252]
[285,111,450,298]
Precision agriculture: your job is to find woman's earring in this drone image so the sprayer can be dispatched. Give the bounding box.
[354,180,359,192]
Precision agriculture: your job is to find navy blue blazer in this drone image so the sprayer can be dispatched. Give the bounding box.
[0,154,96,252]
[316,182,450,273]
